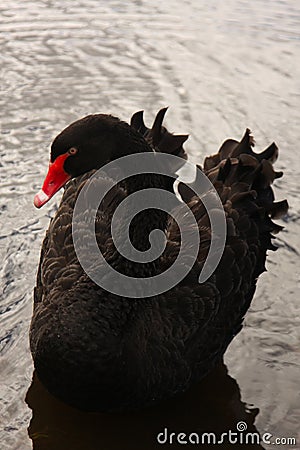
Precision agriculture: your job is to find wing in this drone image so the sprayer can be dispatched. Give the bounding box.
[161,129,288,373]
[131,107,188,159]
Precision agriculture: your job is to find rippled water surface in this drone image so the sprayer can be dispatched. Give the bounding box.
[1,1,299,449]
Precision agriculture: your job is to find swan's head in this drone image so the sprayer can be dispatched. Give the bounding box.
[33,109,189,208]
[34,114,136,208]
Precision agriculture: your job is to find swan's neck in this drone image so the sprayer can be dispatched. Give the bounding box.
[108,173,168,279]
[101,128,169,279]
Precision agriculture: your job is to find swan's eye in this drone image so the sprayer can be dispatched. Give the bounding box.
[68,147,78,155]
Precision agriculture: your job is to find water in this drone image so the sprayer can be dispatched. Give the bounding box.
[0,1,299,448]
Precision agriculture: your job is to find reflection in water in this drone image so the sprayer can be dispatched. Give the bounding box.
[26,361,264,450]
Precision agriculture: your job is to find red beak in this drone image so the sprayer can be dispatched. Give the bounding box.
[34,153,71,208]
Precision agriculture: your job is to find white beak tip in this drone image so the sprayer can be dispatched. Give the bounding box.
[34,190,50,208]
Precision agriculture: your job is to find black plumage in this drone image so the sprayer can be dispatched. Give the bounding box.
[30,109,288,411]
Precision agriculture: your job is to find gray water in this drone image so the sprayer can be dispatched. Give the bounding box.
[0,1,299,449]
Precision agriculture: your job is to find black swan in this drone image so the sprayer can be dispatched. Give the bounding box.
[30,109,288,411]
